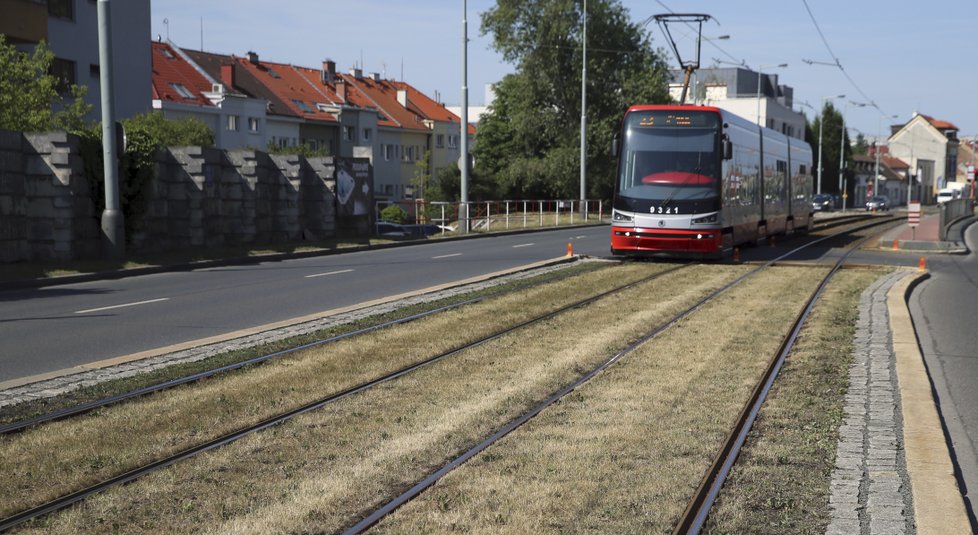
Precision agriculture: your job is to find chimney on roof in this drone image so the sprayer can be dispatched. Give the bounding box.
[247,51,259,64]
[322,59,336,84]
[396,89,408,108]
[220,63,236,88]
[350,67,363,79]
[336,79,347,102]
[370,72,380,82]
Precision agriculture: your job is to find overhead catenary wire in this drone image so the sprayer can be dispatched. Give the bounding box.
[800,0,892,121]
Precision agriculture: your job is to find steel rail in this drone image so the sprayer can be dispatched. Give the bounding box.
[0,264,688,533]
[340,218,894,534]
[672,220,891,534]
[0,297,488,435]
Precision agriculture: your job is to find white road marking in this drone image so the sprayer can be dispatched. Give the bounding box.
[432,253,463,259]
[512,243,535,248]
[75,297,170,314]
[574,235,587,239]
[304,269,354,279]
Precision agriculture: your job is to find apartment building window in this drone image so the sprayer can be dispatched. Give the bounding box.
[383,144,392,161]
[436,134,444,148]
[403,146,413,162]
[344,126,354,141]
[362,128,372,142]
[292,99,314,113]
[227,115,239,131]
[48,0,74,20]
[248,117,260,133]
[49,58,76,94]
[448,135,458,149]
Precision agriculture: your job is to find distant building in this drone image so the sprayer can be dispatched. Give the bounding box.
[669,67,806,140]
[887,113,959,204]
[852,152,909,206]
[151,42,472,201]
[0,0,151,121]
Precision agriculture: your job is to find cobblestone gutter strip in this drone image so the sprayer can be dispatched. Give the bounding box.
[827,270,916,535]
[888,272,972,534]
[0,258,580,409]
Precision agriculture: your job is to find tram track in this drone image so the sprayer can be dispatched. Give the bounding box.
[0,218,896,533]
[0,263,692,532]
[343,217,896,534]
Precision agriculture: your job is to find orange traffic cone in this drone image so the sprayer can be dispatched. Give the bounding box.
[919,256,926,272]
[892,239,899,250]
[567,242,573,257]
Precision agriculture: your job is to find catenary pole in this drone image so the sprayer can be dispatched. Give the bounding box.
[97,0,124,258]
[460,0,469,232]
[579,0,587,204]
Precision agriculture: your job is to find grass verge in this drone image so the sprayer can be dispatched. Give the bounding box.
[0,261,603,426]
[7,263,744,534]
[702,268,891,534]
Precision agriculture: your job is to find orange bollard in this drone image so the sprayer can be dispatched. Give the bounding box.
[567,242,573,257]
[919,256,926,272]
[892,239,899,250]
[733,247,740,263]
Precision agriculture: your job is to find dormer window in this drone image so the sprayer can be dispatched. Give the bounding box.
[292,99,314,113]
[169,83,195,99]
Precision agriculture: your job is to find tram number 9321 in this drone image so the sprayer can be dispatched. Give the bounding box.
[650,205,680,214]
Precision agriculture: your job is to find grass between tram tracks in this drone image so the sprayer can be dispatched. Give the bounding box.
[5,262,745,534]
[704,267,892,534]
[373,266,830,534]
[0,261,606,426]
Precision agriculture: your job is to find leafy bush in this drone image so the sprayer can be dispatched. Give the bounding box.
[380,204,409,224]
[79,112,214,243]
[265,141,330,158]
[0,35,91,132]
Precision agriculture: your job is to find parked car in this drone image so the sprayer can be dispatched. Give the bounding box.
[812,193,835,212]
[865,195,890,211]
[375,221,409,237]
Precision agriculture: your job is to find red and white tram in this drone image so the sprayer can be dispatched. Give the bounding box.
[610,105,813,258]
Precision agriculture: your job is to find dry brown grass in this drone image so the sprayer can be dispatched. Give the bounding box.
[373,266,830,534]
[702,268,888,534]
[8,264,747,534]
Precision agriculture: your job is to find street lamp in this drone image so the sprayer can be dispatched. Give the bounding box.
[756,63,787,126]
[817,94,845,195]
[873,114,898,202]
[840,100,867,210]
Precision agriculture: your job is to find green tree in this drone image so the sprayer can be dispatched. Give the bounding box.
[410,149,432,199]
[853,133,868,156]
[476,0,672,202]
[0,35,91,132]
[808,102,853,197]
[265,140,330,158]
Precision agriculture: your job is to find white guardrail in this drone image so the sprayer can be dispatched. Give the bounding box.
[374,199,604,235]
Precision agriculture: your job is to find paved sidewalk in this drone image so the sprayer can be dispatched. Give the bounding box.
[827,271,914,535]
[827,270,972,535]
[877,211,975,253]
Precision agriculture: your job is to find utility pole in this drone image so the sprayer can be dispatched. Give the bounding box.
[98,0,124,258]
[459,0,469,232]
[579,0,587,205]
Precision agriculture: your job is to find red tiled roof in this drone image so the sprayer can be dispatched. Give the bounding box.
[339,74,427,132]
[920,114,958,132]
[388,80,476,135]
[234,57,339,123]
[151,42,214,107]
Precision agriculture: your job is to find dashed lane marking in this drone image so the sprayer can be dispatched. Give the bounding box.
[432,253,463,259]
[512,243,535,248]
[75,297,170,314]
[304,269,355,279]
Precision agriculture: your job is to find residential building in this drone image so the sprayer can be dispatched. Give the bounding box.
[1,0,151,120]
[151,41,268,150]
[887,113,959,204]
[852,151,909,206]
[669,67,806,140]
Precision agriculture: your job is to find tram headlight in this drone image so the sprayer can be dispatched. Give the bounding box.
[612,209,634,223]
[691,213,718,225]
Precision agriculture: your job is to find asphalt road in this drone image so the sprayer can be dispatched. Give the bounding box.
[908,222,978,522]
[0,226,612,383]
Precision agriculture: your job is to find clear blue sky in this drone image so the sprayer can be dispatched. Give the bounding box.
[151,0,978,141]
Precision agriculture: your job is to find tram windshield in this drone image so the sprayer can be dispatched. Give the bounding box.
[617,111,721,207]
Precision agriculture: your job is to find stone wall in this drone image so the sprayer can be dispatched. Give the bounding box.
[0,128,341,263]
[0,130,99,263]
